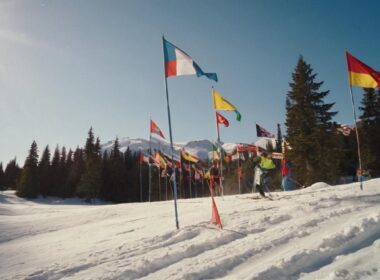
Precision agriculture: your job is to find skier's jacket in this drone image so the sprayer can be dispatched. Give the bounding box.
[259,156,276,170]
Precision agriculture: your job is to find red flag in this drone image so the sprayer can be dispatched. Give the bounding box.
[150,119,165,138]
[216,112,229,127]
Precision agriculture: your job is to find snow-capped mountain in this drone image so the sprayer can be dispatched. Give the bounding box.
[101,137,215,161]
[101,137,276,161]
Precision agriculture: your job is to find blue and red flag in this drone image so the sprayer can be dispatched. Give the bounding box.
[163,38,218,82]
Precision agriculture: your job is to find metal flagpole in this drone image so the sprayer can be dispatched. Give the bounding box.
[158,165,161,201]
[149,118,152,202]
[238,149,241,194]
[162,35,180,229]
[139,148,143,202]
[346,53,364,190]
[189,160,192,198]
[165,168,168,200]
[348,85,364,190]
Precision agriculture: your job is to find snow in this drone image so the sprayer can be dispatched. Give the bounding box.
[1,179,380,279]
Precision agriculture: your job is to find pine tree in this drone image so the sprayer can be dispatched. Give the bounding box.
[124,148,140,202]
[65,147,85,197]
[276,123,283,152]
[17,141,39,198]
[358,88,380,175]
[58,146,68,196]
[107,138,128,202]
[77,128,102,202]
[84,127,95,158]
[50,146,61,196]
[0,163,5,190]
[285,56,338,186]
[4,158,21,189]
[38,145,51,196]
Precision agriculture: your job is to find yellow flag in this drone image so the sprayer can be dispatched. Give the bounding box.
[212,88,242,121]
[181,150,199,163]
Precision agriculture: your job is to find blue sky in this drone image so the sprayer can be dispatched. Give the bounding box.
[1,0,380,164]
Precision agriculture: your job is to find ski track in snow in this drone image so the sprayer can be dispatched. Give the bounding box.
[1,180,380,279]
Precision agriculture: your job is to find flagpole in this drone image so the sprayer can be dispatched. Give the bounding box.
[212,88,224,197]
[348,85,363,190]
[149,118,152,202]
[158,165,161,201]
[345,52,363,190]
[139,148,143,202]
[189,160,192,198]
[162,35,180,230]
[238,149,241,194]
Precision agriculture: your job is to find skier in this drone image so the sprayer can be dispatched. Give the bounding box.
[254,152,276,197]
[281,158,292,191]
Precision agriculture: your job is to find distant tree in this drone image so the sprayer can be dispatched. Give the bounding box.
[106,138,128,202]
[285,56,338,186]
[38,145,51,196]
[49,146,61,196]
[65,147,85,197]
[124,148,140,202]
[0,163,5,190]
[358,88,380,175]
[77,128,102,201]
[84,127,95,158]
[58,146,69,196]
[276,123,283,152]
[17,141,39,198]
[95,137,101,157]
[4,158,21,189]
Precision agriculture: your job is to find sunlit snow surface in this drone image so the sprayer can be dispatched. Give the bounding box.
[1,179,380,279]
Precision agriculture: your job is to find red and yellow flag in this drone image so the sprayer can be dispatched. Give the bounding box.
[346,51,380,88]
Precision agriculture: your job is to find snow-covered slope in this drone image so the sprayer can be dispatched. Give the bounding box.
[1,180,380,279]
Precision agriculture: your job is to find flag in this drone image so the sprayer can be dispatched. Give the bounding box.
[212,142,227,160]
[256,124,275,138]
[216,112,229,127]
[181,150,199,163]
[155,152,167,169]
[346,51,380,88]
[163,38,218,82]
[337,124,352,136]
[150,119,165,139]
[139,152,150,164]
[212,88,241,121]
[237,143,257,153]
